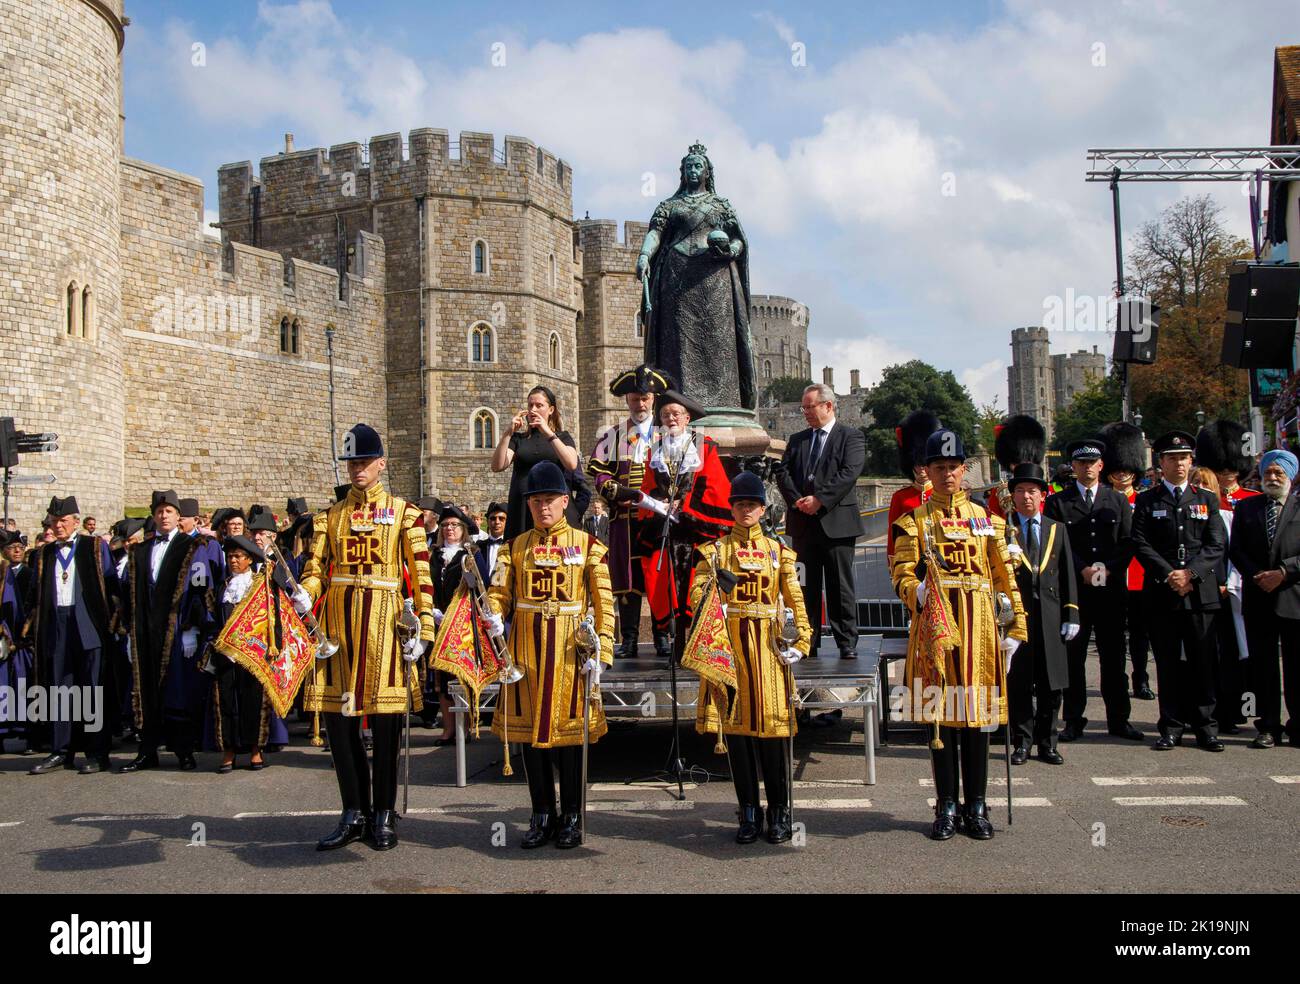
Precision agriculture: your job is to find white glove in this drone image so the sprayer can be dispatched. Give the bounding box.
[291,586,312,615]
[916,580,928,608]
[1061,622,1081,642]
[639,492,670,517]
[181,628,199,661]
[1007,543,1023,559]
[402,636,424,662]
[721,603,729,618]
[484,612,505,638]
[999,637,1021,656]
[582,656,602,686]
[432,608,444,626]
[778,648,803,666]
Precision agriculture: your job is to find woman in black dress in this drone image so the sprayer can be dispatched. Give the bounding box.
[426,505,478,744]
[491,385,580,540]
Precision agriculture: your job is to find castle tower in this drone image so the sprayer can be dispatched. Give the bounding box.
[0,0,128,521]
[1007,326,1054,438]
[750,294,812,388]
[217,130,579,505]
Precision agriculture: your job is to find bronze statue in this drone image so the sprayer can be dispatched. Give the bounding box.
[637,143,757,417]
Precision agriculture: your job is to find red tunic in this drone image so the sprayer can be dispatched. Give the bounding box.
[886,483,929,558]
[1121,487,1143,591]
[1220,486,1260,512]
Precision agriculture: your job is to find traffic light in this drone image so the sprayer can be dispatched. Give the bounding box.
[0,417,58,467]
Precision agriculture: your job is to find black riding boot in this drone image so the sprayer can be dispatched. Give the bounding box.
[929,727,961,840]
[555,746,584,849]
[520,744,558,848]
[729,735,762,843]
[758,737,793,843]
[960,729,993,840]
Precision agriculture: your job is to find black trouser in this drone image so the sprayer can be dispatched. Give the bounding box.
[1126,589,1150,689]
[1244,607,1300,740]
[1064,584,1131,727]
[1149,607,1218,739]
[139,713,197,758]
[930,727,989,807]
[215,661,266,752]
[47,609,108,758]
[1213,606,1247,725]
[520,743,582,816]
[616,593,642,651]
[324,712,402,815]
[1007,626,1061,749]
[796,527,859,655]
[727,734,790,809]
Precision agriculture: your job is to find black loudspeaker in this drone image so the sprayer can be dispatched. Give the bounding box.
[1221,263,1299,369]
[1112,298,1159,364]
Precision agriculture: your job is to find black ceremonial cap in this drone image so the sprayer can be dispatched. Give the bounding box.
[1067,439,1106,461]
[1153,430,1196,456]
[286,497,308,516]
[150,489,180,513]
[610,364,675,397]
[47,495,80,518]
[1008,462,1050,492]
[438,503,480,537]
[524,461,569,497]
[728,470,767,504]
[221,534,266,563]
[656,388,706,422]
[338,423,384,460]
[486,501,507,517]
[179,498,200,518]
[924,429,966,464]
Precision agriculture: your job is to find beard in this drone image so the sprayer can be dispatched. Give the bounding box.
[1263,477,1291,501]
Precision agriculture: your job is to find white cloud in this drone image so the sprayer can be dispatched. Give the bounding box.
[960,359,1008,410]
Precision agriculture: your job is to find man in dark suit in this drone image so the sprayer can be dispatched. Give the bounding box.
[1132,431,1228,752]
[25,495,119,774]
[1229,448,1300,749]
[777,383,866,659]
[1044,438,1142,742]
[1005,464,1079,764]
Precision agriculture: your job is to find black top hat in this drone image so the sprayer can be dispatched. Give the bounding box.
[728,470,767,504]
[247,506,278,534]
[896,410,942,479]
[179,497,200,518]
[994,415,1046,470]
[338,423,384,461]
[286,497,308,517]
[524,461,569,497]
[485,501,507,517]
[610,364,676,397]
[47,495,80,518]
[1153,430,1196,456]
[1099,422,1147,479]
[221,534,266,564]
[1194,420,1252,475]
[150,489,181,513]
[656,389,706,422]
[1066,438,1107,461]
[1008,462,1050,492]
[437,504,480,538]
[924,429,967,464]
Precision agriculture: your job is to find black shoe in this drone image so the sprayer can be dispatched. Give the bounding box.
[1221,723,1241,736]
[1059,719,1087,742]
[555,813,583,849]
[735,805,762,844]
[1153,734,1180,751]
[618,637,639,660]
[371,810,398,850]
[930,799,959,841]
[176,753,197,771]
[962,800,994,840]
[839,650,857,660]
[810,710,842,728]
[765,805,793,843]
[77,757,111,775]
[1010,744,1029,765]
[1037,745,1064,765]
[1196,736,1225,753]
[28,753,68,775]
[521,812,557,849]
[1133,685,1156,701]
[118,751,160,773]
[317,809,370,851]
[1250,734,1275,749]
[1108,723,1145,741]
[216,760,235,774]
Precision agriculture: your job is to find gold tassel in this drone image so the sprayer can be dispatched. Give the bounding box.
[929,718,944,750]
[714,731,728,755]
[500,680,513,776]
[310,710,324,747]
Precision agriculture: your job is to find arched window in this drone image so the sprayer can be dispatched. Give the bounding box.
[763,360,772,379]
[472,239,488,275]
[548,332,560,371]
[80,286,94,340]
[536,147,544,173]
[469,322,494,363]
[548,253,556,288]
[473,408,497,450]
[634,314,644,340]
[280,317,301,355]
[66,282,78,335]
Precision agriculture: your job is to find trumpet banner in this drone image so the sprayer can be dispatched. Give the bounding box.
[914,568,957,694]
[214,572,316,718]
[429,585,501,735]
[681,578,737,724]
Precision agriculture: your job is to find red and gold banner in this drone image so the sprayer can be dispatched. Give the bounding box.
[429,585,501,735]
[214,572,315,718]
[681,577,737,728]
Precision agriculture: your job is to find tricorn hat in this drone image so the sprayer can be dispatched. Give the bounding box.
[486,501,507,518]
[221,534,266,563]
[1195,420,1252,477]
[416,495,443,513]
[149,490,180,514]
[994,415,1046,471]
[338,423,384,461]
[286,497,308,517]
[656,389,707,422]
[437,503,480,537]
[47,495,79,518]
[610,364,675,397]
[895,410,942,479]
[1099,422,1147,479]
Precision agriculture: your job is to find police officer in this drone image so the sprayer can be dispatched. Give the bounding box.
[1131,431,1227,752]
[1044,439,1142,742]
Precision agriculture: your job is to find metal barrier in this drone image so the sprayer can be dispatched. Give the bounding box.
[854,542,909,635]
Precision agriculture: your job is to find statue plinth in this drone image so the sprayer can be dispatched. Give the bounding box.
[696,411,784,467]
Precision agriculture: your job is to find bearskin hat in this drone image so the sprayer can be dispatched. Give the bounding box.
[895,410,942,479]
[1098,421,1148,479]
[994,414,1046,471]
[1195,419,1252,477]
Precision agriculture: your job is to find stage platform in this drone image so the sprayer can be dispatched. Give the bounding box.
[448,635,882,788]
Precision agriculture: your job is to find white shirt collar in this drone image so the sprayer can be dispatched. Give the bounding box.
[1163,479,1188,496]
[1076,480,1099,497]
[817,418,836,437]
[57,533,77,551]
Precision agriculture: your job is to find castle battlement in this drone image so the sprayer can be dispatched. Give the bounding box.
[217,128,573,226]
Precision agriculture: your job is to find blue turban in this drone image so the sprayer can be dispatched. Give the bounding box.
[1259,449,1299,481]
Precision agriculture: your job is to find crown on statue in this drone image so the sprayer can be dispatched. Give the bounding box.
[686,140,708,158]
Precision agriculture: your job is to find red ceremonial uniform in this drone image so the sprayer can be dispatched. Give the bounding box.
[886,482,929,559]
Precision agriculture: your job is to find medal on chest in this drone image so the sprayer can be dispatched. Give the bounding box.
[1188,503,1208,521]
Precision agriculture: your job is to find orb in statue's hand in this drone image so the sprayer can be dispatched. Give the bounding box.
[707,228,730,255]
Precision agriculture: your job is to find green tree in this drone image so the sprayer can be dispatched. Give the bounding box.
[975,400,1003,457]
[1051,373,1122,451]
[761,375,814,405]
[859,360,978,476]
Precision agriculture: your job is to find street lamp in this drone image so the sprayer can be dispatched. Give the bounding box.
[1196,408,1206,426]
[1133,408,1143,430]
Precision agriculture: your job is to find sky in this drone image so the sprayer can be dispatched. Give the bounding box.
[120,0,1294,409]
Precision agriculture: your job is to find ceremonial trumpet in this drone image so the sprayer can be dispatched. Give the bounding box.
[460,551,523,684]
[264,545,340,659]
